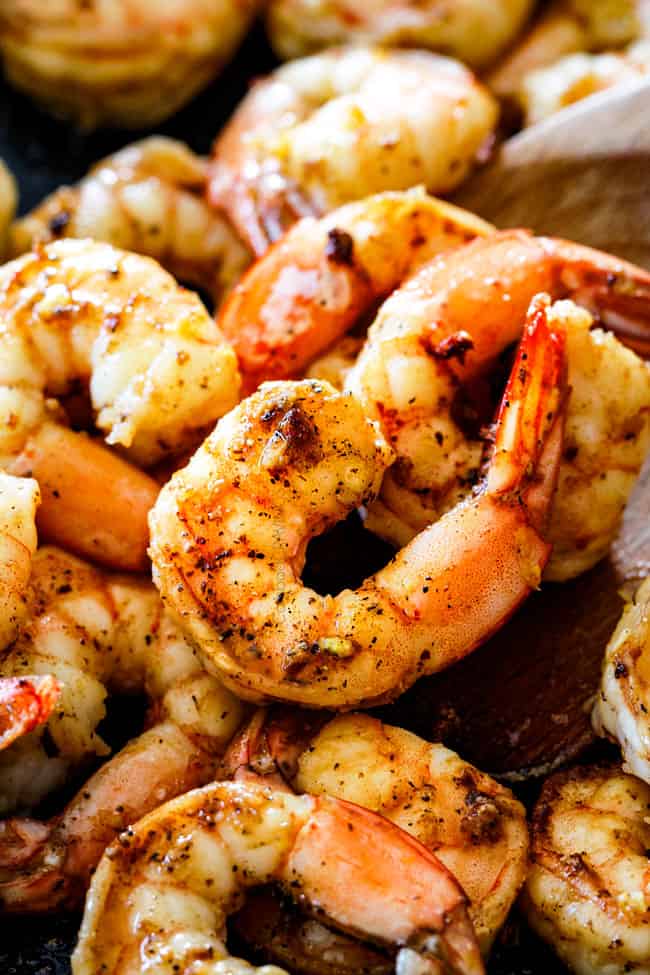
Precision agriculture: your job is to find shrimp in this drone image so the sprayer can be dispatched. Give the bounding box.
[488,0,645,101]
[517,43,650,126]
[0,547,245,911]
[9,138,251,308]
[208,48,498,256]
[0,238,240,569]
[264,0,534,67]
[223,709,529,961]
[0,471,39,650]
[0,159,17,259]
[0,545,244,815]
[149,298,568,709]
[593,578,650,785]
[72,779,485,975]
[521,764,650,974]
[0,0,261,129]
[343,235,650,581]
[218,189,493,393]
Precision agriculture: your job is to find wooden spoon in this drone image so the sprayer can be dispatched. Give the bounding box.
[383,81,650,780]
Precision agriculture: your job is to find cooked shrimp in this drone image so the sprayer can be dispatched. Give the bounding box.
[0,471,39,650]
[0,238,240,569]
[518,43,650,125]
[0,0,261,129]
[305,335,366,389]
[488,0,644,101]
[218,189,492,392]
[0,159,17,258]
[593,578,650,784]
[0,548,245,912]
[73,779,484,975]
[208,49,498,256]
[149,300,567,709]
[223,709,529,961]
[10,138,251,308]
[265,0,534,67]
[0,546,244,817]
[522,764,650,974]
[344,234,650,581]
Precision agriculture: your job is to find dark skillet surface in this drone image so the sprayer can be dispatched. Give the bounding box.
[1,23,635,971]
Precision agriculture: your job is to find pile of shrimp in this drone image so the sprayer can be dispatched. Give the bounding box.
[1,4,650,974]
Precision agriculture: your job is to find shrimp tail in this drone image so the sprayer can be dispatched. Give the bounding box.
[487,292,568,528]
[0,675,61,750]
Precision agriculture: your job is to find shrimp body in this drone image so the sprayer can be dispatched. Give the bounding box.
[0,675,60,751]
[150,299,567,709]
[0,546,244,817]
[518,43,650,125]
[225,709,529,959]
[209,48,498,255]
[593,578,650,784]
[488,0,644,100]
[0,547,245,911]
[10,138,251,308]
[0,0,260,129]
[266,0,534,67]
[73,779,484,975]
[344,233,650,580]
[219,189,492,393]
[522,765,650,975]
[0,238,240,469]
[0,471,39,650]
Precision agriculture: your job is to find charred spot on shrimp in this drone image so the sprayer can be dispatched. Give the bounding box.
[260,404,322,472]
[325,228,355,266]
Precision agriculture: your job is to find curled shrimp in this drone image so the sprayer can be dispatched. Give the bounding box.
[218,189,492,393]
[208,48,498,256]
[0,546,245,911]
[0,159,17,258]
[265,0,534,67]
[73,779,484,975]
[593,578,650,784]
[343,234,650,581]
[10,137,251,308]
[0,545,244,816]
[223,709,529,962]
[0,471,39,650]
[0,0,261,129]
[488,0,645,101]
[0,238,240,570]
[522,764,650,974]
[149,299,567,709]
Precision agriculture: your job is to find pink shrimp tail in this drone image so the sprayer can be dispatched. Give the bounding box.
[0,675,61,751]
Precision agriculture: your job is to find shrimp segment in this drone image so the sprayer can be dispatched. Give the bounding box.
[0,0,261,129]
[0,471,39,650]
[0,675,60,751]
[208,48,497,255]
[10,138,251,307]
[149,301,567,709]
[218,189,492,393]
[72,780,484,975]
[10,424,159,572]
[522,765,650,974]
[266,0,534,67]
[345,232,650,580]
[224,709,529,961]
[593,578,650,784]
